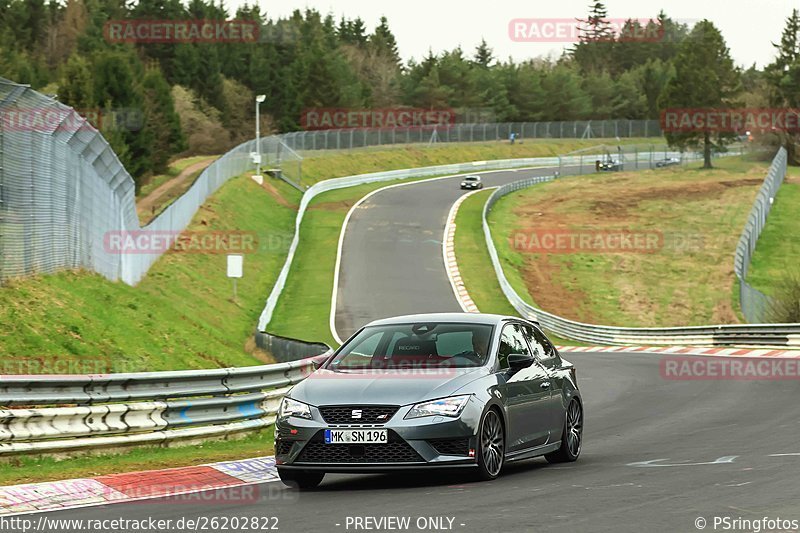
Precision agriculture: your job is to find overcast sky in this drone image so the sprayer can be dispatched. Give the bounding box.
[227,0,795,68]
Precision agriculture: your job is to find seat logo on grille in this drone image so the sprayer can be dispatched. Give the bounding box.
[351,409,363,419]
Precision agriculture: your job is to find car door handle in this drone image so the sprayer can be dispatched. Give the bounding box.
[540,381,551,389]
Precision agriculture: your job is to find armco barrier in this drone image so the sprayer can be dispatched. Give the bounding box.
[0,355,327,455]
[254,330,331,362]
[480,152,800,346]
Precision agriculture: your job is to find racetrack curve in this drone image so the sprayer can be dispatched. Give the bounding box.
[332,164,576,341]
[24,351,800,532]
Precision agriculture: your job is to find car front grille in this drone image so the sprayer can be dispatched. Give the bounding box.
[276,440,294,456]
[428,438,471,456]
[318,405,399,425]
[295,431,423,464]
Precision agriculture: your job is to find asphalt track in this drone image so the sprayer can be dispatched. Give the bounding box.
[26,351,800,532]
[333,165,573,340]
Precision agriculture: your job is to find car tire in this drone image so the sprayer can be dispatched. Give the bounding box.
[545,398,582,463]
[278,469,325,490]
[474,408,505,481]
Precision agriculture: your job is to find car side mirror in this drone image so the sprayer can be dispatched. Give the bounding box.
[508,353,534,370]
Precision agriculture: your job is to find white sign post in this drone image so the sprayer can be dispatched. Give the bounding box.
[227,254,243,301]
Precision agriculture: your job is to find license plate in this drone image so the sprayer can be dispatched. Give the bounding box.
[324,429,388,444]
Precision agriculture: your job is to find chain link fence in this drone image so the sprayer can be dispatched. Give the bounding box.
[734,147,787,323]
[278,119,663,154]
[0,78,258,285]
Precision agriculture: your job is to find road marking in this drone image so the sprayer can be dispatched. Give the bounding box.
[768,453,800,457]
[626,456,738,468]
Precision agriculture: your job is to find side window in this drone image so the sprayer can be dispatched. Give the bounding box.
[522,325,546,360]
[524,325,561,367]
[497,323,531,369]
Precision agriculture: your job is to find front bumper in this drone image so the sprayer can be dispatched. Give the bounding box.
[275,398,484,471]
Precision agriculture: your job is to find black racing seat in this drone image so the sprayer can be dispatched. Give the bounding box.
[392,337,438,356]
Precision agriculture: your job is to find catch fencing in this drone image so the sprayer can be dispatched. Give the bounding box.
[0,78,296,286]
[278,119,664,154]
[480,149,800,345]
[0,355,325,455]
[734,148,787,323]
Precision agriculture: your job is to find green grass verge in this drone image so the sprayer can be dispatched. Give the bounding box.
[0,427,274,486]
[0,176,300,371]
[481,156,768,328]
[453,190,586,347]
[747,171,800,295]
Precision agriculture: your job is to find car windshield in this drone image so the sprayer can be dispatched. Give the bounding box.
[328,323,494,370]
[465,176,479,181]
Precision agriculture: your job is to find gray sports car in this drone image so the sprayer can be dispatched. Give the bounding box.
[275,313,582,488]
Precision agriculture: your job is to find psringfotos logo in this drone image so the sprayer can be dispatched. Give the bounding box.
[104,19,259,44]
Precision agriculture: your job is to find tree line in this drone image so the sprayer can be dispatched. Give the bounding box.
[0,0,797,188]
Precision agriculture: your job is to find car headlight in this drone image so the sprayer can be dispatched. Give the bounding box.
[405,395,471,419]
[279,397,312,419]
[460,182,467,186]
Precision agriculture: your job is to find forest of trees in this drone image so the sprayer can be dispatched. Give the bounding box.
[0,0,797,187]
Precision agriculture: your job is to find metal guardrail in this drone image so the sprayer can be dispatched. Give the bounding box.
[734,148,787,323]
[0,356,326,455]
[481,150,800,346]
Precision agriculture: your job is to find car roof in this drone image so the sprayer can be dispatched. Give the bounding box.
[365,312,536,327]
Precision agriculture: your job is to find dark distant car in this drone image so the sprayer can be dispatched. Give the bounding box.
[460,175,484,189]
[598,159,623,172]
[275,313,583,489]
[655,157,681,168]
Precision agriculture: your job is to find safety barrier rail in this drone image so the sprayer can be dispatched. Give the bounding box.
[0,356,327,455]
[480,151,800,345]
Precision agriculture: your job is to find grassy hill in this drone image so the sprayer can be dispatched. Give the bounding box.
[456,157,773,328]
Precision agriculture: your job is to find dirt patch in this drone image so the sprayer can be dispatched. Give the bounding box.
[137,157,217,222]
[260,180,294,208]
[588,178,764,219]
[308,199,358,212]
[519,255,598,323]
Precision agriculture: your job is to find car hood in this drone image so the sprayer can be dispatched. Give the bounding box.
[289,367,487,407]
